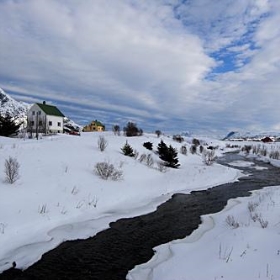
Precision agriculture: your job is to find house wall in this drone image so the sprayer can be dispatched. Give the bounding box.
[27,104,64,134]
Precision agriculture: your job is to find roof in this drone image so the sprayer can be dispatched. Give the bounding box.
[36,103,65,117]
[91,120,105,127]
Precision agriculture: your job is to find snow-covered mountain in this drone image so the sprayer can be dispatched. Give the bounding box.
[223,130,280,141]
[0,88,30,119]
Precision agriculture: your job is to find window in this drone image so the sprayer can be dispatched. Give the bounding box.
[38,111,41,115]
[39,121,43,126]
[58,122,61,127]
[49,121,52,126]
[30,121,34,126]
[32,111,35,115]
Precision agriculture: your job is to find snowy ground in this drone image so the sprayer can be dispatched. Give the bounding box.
[0,132,279,279]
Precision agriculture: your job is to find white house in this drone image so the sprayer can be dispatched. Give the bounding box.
[27,101,65,134]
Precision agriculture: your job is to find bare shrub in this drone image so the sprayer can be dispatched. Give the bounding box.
[192,138,200,146]
[180,145,187,155]
[155,130,162,137]
[38,204,48,214]
[133,149,139,159]
[258,216,268,228]
[248,201,259,213]
[98,136,108,152]
[157,161,167,173]
[259,146,267,156]
[225,215,239,229]
[269,150,280,160]
[190,144,197,154]
[146,154,154,167]
[173,135,184,143]
[202,150,216,165]
[4,157,20,184]
[242,145,252,154]
[112,125,121,135]
[252,144,261,155]
[139,153,147,163]
[94,161,123,181]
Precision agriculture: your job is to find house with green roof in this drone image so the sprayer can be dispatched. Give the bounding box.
[27,101,65,135]
[83,120,105,132]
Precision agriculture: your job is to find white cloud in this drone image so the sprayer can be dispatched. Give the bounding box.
[0,0,280,134]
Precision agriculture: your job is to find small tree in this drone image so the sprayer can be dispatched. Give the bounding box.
[98,136,108,152]
[5,156,20,184]
[123,122,142,137]
[180,145,187,155]
[143,141,153,150]
[112,125,120,136]
[0,113,22,137]
[121,141,135,157]
[192,138,200,146]
[155,130,162,138]
[157,140,180,168]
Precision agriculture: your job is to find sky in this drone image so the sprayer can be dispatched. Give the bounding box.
[0,0,280,136]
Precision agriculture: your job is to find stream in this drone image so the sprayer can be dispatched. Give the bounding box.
[1,152,280,280]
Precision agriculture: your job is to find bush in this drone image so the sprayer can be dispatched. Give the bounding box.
[143,141,153,150]
[123,122,142,137]
[97,136,108,152]
[190,144,197,154]
[157,140,180,168]
[199,145,204,153]
[180,145,187,155]
[202,150,216,165]
[112,125,121,136]
[155,130,162,138]
[4,156,20,184]
[192,138,200,146]
[94,162,123,180]
[173,135,184,143]
[121,141,135,157]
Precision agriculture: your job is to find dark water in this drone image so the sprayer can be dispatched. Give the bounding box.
[1,152,280,280]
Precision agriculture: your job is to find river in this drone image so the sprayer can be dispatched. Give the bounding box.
[1,152,279,280]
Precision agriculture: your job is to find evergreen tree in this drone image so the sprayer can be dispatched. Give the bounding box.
[0,113,21,137]
[121,141,135,157]
[157,140,180,168]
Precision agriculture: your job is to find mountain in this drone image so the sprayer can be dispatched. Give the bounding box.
[223,130,280,141]
[0,88,30,119]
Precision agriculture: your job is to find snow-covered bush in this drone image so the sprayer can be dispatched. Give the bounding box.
[180,145,187,155]
[225,215,239,229]
[98,136,108,152]
[202,150,216,166]
[94,162,123,181]
[4,156,20,184]
[190,144,197,154]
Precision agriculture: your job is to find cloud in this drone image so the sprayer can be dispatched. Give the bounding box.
[0,0,280,135]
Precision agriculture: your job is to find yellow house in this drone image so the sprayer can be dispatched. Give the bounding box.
[82,120,105,132]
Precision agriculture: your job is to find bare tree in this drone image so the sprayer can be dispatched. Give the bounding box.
[155,130,162,137]
[5,157,20,184]
[112,125,121,135]
[98,136,108,152]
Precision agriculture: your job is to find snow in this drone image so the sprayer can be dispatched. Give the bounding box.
[0,133,279,279]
